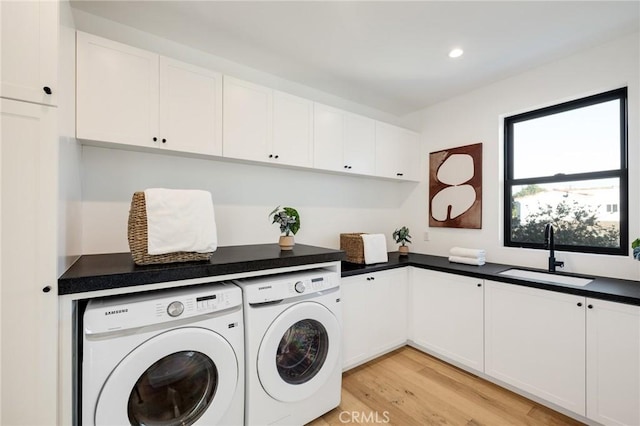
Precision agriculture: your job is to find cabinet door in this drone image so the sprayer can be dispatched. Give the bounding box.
[1,99,57,425]
[0,0,57,105]
[410,269,484,372]
[341,269,408,370]
[76,32,159,147]
[222,76,272,162]
[159,57,222,156]
[367,268,408,356]
[343,112,375,175]
[273,91,313,167]
[341,275,371,369]
[313,103,344,172]
[484,280,586,415]
[586,299,640,425]
[375,121,420,181]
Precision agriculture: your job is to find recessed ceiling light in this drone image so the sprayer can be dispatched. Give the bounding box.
[449,48,464,58]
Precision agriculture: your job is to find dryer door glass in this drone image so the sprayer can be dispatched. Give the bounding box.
[127,351,217,426]
[276,319,329,384]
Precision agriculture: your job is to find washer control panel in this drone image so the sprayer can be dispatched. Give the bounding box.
[235,269,339,304]
[84,283,242,336]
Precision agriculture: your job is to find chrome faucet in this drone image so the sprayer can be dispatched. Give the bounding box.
[544,223,564,272]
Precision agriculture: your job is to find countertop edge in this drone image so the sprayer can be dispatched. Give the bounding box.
[341,252,640,306]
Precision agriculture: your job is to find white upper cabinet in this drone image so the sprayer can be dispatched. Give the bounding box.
[76,32,222,155]
[75,34,421,178]
[223,76,312,167]
[586,299,640,426]
[314,103,375,175]
[159,57,223,156]
[0,0,58,106]
[223,76,272,162]
[77,32,159,147]
[375,121,420,181]
[484,280,586,416]
[273,91,313,167]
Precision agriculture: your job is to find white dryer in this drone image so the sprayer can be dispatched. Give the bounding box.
[82,283,244,426]
[234,269,342,425]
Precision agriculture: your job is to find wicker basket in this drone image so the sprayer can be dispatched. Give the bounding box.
[340,233,367,264]
[127,192,213,266]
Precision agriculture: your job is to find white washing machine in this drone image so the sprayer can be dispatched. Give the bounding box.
[234,269,342,425]
[82,283,244,426]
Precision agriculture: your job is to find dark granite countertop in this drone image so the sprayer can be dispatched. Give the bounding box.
[342,252,640,306]
[59,244,345,295]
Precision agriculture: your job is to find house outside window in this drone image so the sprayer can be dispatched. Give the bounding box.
[504,87,628,255]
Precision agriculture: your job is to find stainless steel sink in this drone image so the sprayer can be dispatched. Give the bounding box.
[498,268,593,287]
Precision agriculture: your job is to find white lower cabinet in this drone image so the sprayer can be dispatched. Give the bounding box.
[484,280,586,416]
[341,268,408,370]
[586,298,640,426]
[409,268,484,372]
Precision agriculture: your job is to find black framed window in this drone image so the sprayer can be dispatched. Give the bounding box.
[504,87,628,255]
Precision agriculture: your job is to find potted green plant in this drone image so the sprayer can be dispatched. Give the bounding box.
[633,238,640,260]
[269,206,300,250]
[393,226,412,255]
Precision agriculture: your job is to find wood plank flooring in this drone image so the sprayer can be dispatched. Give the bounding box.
[308,346,584,426]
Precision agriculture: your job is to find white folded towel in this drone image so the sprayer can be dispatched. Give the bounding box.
[361,234,388,265]
[448,256,485,266]
[144,188,217,255]
[450,247,486,259]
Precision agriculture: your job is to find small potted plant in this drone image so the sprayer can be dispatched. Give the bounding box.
[269,206,300,250]
[633,238,640,260]
[393,226,412,255]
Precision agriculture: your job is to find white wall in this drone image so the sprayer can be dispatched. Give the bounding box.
[402,32,640,280]
[81,146,416,253]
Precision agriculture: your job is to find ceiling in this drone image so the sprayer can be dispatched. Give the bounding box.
[70,1,639,116]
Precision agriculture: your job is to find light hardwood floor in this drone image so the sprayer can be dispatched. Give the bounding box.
[308,346,584,426]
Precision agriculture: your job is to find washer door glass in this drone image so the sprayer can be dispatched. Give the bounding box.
[257,301,340,402]
[128,351,217,426]
[94,328,238,426]
[277,319,328,385]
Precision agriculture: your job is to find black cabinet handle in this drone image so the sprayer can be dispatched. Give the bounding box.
[477,283,482,287]
[348,166,352,169]
[268,154,273,158]
[153,137,158,142]
[396,172,404,176]
[43,86,52,95]
[577,302,583,307]
[344,165,349,169]
[42,286,52,293]
[274,155,279,159]
[162,138,166,143]
[588,304,593,309]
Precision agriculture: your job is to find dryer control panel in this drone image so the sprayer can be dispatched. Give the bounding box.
[235,269,339,304]
[84,283,242,336]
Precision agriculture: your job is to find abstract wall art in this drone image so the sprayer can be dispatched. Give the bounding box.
[429,143,482,229]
